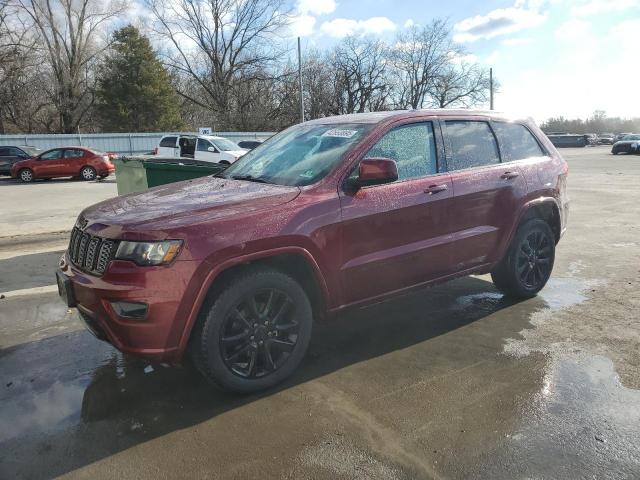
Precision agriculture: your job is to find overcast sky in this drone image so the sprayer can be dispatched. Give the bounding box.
[286,0,640,121]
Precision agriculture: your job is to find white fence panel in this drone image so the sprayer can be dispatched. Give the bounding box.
[0,132,275,155]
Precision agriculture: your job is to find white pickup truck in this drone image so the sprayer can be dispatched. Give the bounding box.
[155,135,248,164]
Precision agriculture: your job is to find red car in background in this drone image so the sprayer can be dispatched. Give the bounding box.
[10,146,115,182]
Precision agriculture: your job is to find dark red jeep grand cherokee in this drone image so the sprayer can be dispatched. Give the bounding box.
[57,110,568,392]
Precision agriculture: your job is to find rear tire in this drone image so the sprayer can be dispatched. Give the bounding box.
[190,267,313,393]
[80,166,97,181]
[491,219,555,298]
[18,168,34,183]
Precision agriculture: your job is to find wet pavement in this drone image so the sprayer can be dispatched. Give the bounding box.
[1,146,639,479]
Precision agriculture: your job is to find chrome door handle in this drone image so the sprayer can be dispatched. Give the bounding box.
[501,171,520,179]
[424,184,448,194]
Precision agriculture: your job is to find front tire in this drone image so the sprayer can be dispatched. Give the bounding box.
[491,219,555,298]
[19,168,34,182]
[80,166,97,181]
[190,267,313,393]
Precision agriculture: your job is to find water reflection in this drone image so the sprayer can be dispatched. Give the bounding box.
[1,275,637,479]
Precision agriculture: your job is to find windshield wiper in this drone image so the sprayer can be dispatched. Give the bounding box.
[230,174,270,184]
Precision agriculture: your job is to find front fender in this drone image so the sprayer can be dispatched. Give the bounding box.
[174,245,330,357]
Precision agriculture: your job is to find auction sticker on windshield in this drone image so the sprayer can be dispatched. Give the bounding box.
[322,129,357,138]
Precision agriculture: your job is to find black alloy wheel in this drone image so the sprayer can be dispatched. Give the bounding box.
[220,288,299,379]
[516,230,553,289]
[190,267,313,392]
[491,218,555,298]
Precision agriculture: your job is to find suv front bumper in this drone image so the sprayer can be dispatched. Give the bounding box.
[57,252,200,362]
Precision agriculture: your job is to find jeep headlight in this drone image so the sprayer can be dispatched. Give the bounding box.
[115,240,182,266]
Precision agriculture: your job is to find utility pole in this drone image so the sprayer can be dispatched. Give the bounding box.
[489,67,494,110]
[298,37,304,123]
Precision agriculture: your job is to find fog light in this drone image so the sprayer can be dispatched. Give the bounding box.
[110,301,148,320]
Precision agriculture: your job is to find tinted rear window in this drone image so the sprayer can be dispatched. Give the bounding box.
[493,122,545,161]
[160,136,177,147]
[445,121,500,170]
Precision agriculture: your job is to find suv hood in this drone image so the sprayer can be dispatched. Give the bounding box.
[81,177,300,237]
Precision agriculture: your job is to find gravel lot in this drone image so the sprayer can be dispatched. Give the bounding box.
[1,145,639,479]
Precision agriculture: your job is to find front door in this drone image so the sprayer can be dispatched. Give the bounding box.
[338,120,456,306]
[195,138,221,163]
[34,149,66,177]
[442,119,527,271]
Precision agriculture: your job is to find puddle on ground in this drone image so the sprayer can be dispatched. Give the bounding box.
[470,354,640,478]
[1,273,635,479]
[536,277,590,310]
[503,276,604,358]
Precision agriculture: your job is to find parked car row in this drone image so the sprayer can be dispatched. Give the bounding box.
[0,146,115,182]
[0,134,259,183]
[597,133,615,145]
[545,131,640,152]
[611,134,640,155]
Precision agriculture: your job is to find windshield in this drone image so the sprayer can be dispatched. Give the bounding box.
[21,147,41,156]
[622,134,640,140]
[211,138,242,151]
[221,123,372,186]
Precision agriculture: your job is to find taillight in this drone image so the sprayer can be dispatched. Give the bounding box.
[153,147,159,155]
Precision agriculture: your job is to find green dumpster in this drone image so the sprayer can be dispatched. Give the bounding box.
[113,156,226,195]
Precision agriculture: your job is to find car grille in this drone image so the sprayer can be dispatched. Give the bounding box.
[68,227,117,275]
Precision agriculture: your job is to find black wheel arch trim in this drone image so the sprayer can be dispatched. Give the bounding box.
[177,246,331,355]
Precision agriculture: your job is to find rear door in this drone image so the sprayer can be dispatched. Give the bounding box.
[158,136,178,157]
[443,118,527,271]
[338,119,456,305]
[62,148,87,175]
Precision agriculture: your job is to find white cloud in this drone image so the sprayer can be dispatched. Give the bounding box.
[320,16,396,38]
[485,51,501,65]
[297,0,337,16]
[502,37,532,46]
[555,19,590,41]
[288,14,316,37]
[610,18,640,51]
[571,0,638,17]
[453,2,547,42]
[448,52,478,64]
[494,17,640,121]
[404,19,415,28]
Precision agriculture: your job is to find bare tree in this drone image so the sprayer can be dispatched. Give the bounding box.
[0,1,39,132]
[332,36,390,114]
[390,19,457,109]
[428,62,491,108]
[15,0,126,133]
[148,0,290,130]
[301,50,338,119]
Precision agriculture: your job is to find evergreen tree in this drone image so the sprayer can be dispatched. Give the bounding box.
[96,25,184,132]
